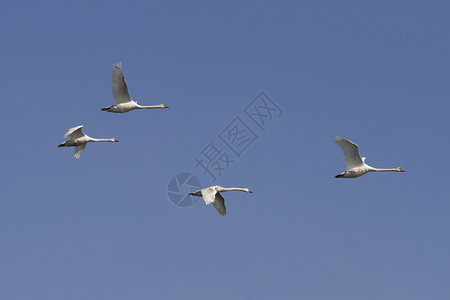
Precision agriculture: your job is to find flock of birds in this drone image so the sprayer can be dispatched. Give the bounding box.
[57,62,168,158]
[58,62,406,216]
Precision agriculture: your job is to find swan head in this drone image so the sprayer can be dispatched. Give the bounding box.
[397,167,406,172]
[245,188,253,193]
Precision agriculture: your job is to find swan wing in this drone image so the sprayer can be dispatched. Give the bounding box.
[112,62,132,105]
[64,125,86,139]
[201,187,217,205]
[213,192,226,216]
[74,144,86,159]
[334,136,364,169]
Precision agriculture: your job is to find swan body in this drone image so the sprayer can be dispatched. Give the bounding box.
[101,62,169,113]
[334,136,405,178]
[189,185,253,216]
[58,125,119,159]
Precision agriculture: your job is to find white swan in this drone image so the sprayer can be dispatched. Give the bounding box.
[101,62,169,113]
[189,185,253,216]
[58,125,119,159]
[334,136,405,178]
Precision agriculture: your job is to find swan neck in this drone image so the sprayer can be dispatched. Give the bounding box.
[370,167,398,172]
[139,104,165,109]
[221,187,247,192]
[90,138,115,142]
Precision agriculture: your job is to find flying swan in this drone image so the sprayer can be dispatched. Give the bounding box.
[334,136,405,178]
[101,62,169,113]
[58,125,119,159]
[189,185,253,216]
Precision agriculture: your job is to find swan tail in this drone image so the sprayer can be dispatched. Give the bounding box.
[189,191,202,197]
[101,106,113,111]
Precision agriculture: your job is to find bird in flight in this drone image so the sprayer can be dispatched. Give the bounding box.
[58,125,119,159]
[189,185,253,215]
[334,136,405,178]
[101,62,169,113]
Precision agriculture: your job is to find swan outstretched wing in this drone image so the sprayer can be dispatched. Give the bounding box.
[64,125,86,140]
[112,62,132,105]
[213,192,226,216]
[74,144,86,159]
[334,136,364,169]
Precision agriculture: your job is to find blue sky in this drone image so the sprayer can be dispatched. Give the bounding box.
[1,1,449,299]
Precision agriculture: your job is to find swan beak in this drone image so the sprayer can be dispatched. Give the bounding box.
[248,190,253,193]
[400,168,406,172]
[115,139,119,142]
[163,104,169,108]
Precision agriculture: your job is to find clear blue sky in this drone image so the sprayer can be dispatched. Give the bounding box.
[1,1,449,299]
